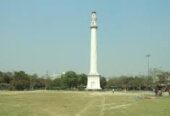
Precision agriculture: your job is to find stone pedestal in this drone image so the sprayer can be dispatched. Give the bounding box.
[86,74,101,90]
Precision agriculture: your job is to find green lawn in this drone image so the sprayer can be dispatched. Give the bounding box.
[0,91,170,116]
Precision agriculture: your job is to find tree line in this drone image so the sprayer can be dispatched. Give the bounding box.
[0,70,170,91]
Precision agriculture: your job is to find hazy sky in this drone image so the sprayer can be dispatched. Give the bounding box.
[0,0,170,77]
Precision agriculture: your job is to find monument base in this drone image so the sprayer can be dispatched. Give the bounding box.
[86,74,101,90]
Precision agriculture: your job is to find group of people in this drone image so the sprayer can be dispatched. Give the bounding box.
[168,88,170,95]
[154,84,170,96]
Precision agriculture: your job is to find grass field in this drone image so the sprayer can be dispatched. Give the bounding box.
[0,91,170,116]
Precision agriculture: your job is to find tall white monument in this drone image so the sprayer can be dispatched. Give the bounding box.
[86,12,101,90]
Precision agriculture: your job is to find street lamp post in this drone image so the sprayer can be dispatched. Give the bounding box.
[146,54,151,89]
[146,54,151,78]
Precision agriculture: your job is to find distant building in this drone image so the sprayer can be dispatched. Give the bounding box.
[50,72,65,80]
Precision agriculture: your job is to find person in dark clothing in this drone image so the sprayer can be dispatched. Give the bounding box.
[168,88,170,96]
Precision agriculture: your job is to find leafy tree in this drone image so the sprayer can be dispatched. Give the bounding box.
[0,83,10,90]
[157,72,170,84]
[78,74,87,86]
[0,71,3,83]
[106,75,153,90]
[29,74,38,90]
[34,78,46,89]
[3,72,13,83]
[11,71,30,90]
[48,78,62,90]
[61,71,78,89]
[45,78,52,90]
[100,76,106,89]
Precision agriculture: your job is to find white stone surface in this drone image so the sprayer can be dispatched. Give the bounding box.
[86,75,101,90]
[87,12,101,90]
[90,27,98,75]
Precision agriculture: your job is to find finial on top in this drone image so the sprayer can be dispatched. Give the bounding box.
[90,11,97,28]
